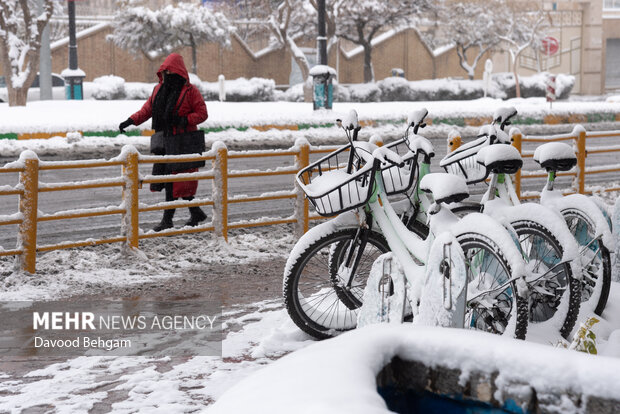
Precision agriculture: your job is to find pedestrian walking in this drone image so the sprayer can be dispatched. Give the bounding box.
[119,53,208,231]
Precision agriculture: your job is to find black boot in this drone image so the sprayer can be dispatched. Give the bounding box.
[185,207,207,227]
[153,209,175,232]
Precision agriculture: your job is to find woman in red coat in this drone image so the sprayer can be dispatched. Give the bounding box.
[119,53,208,231]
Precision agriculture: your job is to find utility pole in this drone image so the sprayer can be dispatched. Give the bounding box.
[317,0,327,65]
[38,0,52,100]
[62,0,85,99]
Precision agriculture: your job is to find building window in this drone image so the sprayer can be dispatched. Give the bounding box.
[603,0,620,9]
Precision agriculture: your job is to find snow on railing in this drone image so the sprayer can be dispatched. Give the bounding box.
[0,139,332,272]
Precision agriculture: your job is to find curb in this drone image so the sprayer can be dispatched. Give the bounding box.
[2,112,619,140]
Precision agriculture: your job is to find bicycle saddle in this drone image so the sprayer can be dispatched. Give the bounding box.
[476,144,523,175]
[419,173,469,205]
[533,142,577,172]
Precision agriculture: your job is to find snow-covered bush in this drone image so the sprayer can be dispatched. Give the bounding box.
[124,82,155,100]
[280,83,304,102]
[201,77,276,102]
[493,72,575,100]
[376,73,574,102]
[347,83,382,102]
[91,75,126,100]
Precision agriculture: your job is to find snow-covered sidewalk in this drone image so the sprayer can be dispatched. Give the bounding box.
[1,98,619,136]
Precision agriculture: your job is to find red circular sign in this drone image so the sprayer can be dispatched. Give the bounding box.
[541,36,559,56]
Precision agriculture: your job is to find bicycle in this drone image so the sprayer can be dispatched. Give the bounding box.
[439,107,583,339]
[532,139,613,316]
[283,109,528,340]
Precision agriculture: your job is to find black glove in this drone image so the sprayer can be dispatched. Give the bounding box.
[119,118,134,133]
[173,115,188,129]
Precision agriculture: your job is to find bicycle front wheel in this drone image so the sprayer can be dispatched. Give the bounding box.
[562,208,611,315]
[283,228,389,339]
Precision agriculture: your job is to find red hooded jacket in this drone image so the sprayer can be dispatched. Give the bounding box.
[131,53,207,198]
[129,53,208,134]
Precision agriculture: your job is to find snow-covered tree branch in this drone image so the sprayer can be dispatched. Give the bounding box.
[0,0,57,106]
[266,0,314,83]
[498,8,548,98]
[109,2,235,75]
[434,0,503,80]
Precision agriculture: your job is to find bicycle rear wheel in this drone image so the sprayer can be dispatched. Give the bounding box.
[562,208,611,315]
[283,228,389,339]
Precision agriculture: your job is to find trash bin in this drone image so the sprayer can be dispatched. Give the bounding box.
[61,68,85,100]
[310,65,336,110]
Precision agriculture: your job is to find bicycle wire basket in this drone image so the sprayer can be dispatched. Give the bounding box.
[297,143,377,216]
[382,138,418,196]
[439,135,491,184]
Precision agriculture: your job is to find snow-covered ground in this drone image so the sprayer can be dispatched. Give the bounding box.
[1,97,619,135]
[0,223,618,412]
[0,98,619,412]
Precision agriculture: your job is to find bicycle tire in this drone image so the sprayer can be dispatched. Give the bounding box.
[561,207,611,316]
[283,228,389,339]
[409,219,527,339]
[452,204,580,339]
[511,220,580,339]
[329,230,390,310]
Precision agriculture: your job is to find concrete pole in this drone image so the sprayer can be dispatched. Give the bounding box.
[38,0,52,100]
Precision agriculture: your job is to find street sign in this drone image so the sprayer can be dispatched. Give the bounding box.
[541,36,559,56]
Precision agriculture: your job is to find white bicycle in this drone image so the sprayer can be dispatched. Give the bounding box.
[440,107,584,338]
[283,110,528,340]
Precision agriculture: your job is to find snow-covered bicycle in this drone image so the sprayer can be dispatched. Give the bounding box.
[440,108,583,338]
[283,110,528,340]
[532,135,613,316]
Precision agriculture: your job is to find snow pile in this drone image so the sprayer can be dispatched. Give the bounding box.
[493,72,575,100]
[208,323,620,414]
[90,75,126,100]
[202,77,276,102]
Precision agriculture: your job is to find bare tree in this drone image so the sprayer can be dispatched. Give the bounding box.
[0,0,56,106]
[267,0,315,82]
[437,0,503,80]
[499,7,548,97]
[334,0,430,83]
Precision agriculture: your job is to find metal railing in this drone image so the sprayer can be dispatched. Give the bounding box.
[0,139,347,273]
[447,125,620,199]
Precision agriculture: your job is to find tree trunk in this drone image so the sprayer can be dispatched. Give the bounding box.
[190,34,197,74]
[8,87,28,107]
[362,43,374,83]
[512,57,521,98]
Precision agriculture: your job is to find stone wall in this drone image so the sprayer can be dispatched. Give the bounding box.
[377,356,620,413]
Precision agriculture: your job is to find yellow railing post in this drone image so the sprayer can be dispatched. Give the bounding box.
[448,130,461,153]
[122,147,140,249]
[294,138,310,235]
[575,126,586,194]
[511,130,522,199]
[18,152,39,273]
[213,142,228,241]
